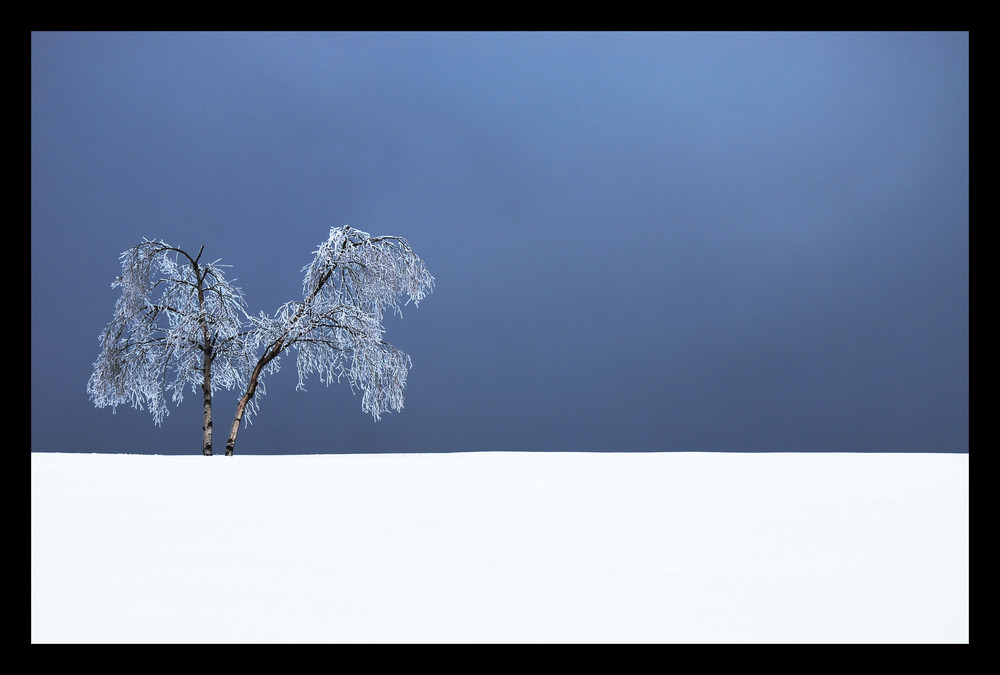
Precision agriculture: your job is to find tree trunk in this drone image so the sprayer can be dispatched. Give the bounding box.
[201,352,213,456]
[224,392,250,456]
[225,341,281,456]
[194,254,214,456]
[226,268,336,455]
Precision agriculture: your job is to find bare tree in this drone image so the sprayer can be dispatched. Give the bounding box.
[87,240,253,455]
[88,227,434,456]
[223,225,434,455]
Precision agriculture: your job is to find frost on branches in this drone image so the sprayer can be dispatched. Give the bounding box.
[296,226,433,417]
[86,240,254,454]
[225,226,434,455]
[88,227,434,456]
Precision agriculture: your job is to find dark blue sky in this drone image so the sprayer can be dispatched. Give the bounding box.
[31,31,969,454]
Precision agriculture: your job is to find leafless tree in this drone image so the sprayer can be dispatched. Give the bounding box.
[87,240,253,455]
[88,227,434,456]
[224,226,434,455]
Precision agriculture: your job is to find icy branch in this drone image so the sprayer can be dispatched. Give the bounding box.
[238,225,434,425]
[91,226,434,455]
[87,240,253,425]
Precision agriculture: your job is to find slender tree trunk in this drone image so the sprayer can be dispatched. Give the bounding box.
[193,253,214,456]
[226,268,333,455]
[202,350,213,456]
[225,341,283,456]
[225,391,250,456]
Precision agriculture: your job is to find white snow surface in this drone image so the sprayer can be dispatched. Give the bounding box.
[31,450,968,643]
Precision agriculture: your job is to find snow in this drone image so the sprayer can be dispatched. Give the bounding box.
[31,450,968,643]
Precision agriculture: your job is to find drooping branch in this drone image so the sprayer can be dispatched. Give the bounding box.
[92,227,433,456]
[88,240,253,454]
[223,225,433,455]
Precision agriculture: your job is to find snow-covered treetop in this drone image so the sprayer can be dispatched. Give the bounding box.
[87,239,253,425]
[246,226,435,422]
[303,225,435,318]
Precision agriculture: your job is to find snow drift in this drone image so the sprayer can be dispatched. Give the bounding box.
[31,451,968,643]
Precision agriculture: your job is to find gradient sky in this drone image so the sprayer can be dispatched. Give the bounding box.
[31,31,969,454]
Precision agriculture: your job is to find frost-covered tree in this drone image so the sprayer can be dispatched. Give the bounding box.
[87,240,254,455]
[222,225,434,455]
[88,227,434,456]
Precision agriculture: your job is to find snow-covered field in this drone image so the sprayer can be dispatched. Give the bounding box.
[31,450,968,643]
